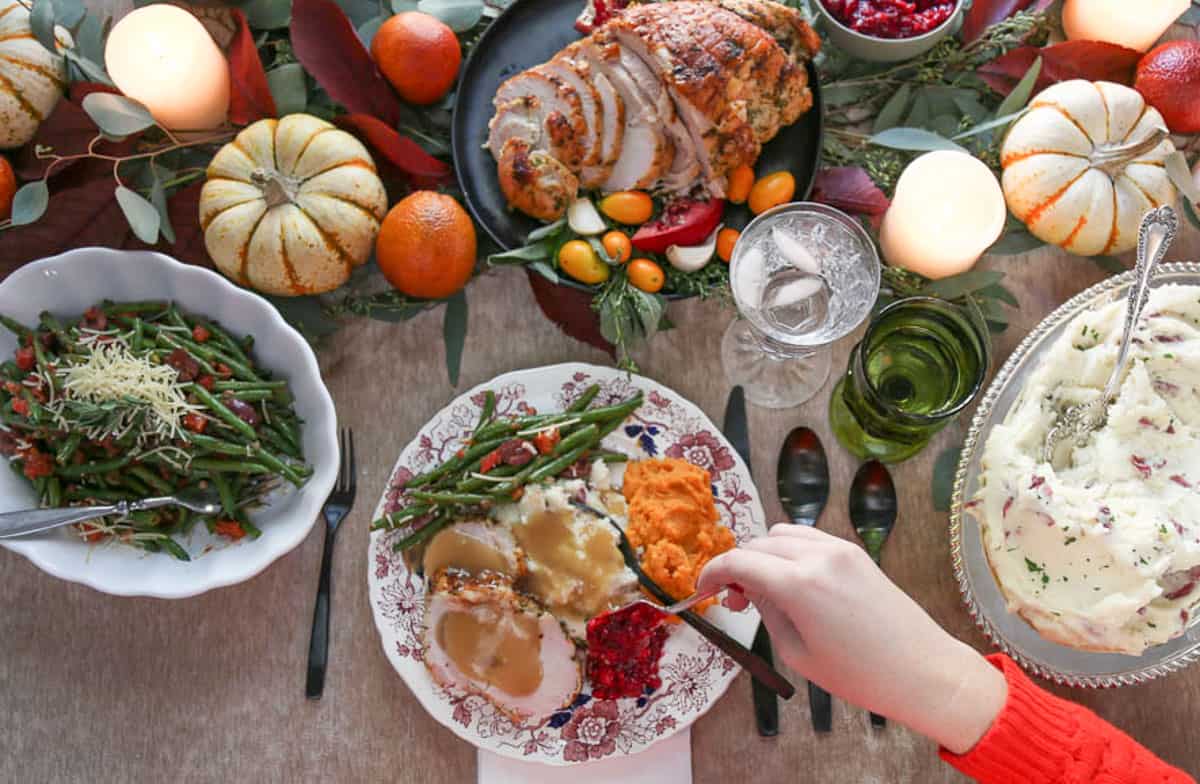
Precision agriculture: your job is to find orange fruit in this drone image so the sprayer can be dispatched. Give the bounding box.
[748,171,796,215]
[627,258,664,293]
[599,191,654,225]
[0,156,15,222]
[716,228,740,263]
[371,12,462,105]
[376,191,477,299]
[1135,41,1200,133]
[725,165,754,204]
[601,230,632,264]
[557,239,610,284]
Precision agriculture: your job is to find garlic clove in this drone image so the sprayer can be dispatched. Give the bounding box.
[567,197,607,236]
[666,226,720,272]
[771,227,822,276]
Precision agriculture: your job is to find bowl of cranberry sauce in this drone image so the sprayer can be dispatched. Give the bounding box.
[815,0,962,62]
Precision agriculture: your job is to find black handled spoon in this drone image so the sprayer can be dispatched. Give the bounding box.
[848,460,899,729]
[777,427,833,733]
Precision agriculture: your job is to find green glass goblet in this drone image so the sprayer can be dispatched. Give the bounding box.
[829,296,989,463]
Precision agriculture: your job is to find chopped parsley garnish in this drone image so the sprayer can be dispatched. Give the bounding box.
[1025,558,1042,573]
[1064,536,1077,546]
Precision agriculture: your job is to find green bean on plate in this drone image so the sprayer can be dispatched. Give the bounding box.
[371,384,641,552]
[0,301,311,560]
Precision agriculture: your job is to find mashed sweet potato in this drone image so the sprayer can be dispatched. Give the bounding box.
[623,459,734,603]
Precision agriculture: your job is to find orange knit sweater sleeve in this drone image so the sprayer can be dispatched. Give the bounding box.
[940,654,1195,784]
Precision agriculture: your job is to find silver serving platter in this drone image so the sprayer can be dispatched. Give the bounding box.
[950,262,1200,688]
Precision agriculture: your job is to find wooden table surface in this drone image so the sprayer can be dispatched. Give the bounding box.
[3,237,1200,783]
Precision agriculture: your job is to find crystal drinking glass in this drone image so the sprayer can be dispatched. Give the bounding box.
[721,202,882,409]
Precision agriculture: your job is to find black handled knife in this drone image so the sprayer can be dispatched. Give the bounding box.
[722,386,780,737]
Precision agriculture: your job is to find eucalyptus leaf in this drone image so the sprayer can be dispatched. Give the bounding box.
[267,63,308,115]
[527,218,566,242]
[631,290,664,340]
[83,93,157,137]
[443,290,468,386]
[357,15,386,48]
[905,91,930,129]
[392,0,420,11]
[488,240,553,264]
[869,127,965,154]
[1184,198,1200,233]
[114,186,160,244]
[338,0,383,26]
[149,174,176,245]
[921,270,1004,300]
[30,0,58,54]
[63,49,112,86]
[1165,151,1200,207]
[10,180,49,227]
[995,56,1042,118]
[51,0,85,27]
[242,0,292,28]
[823,83,869,108]
[418,0,483,31]
[529,260,559,284]
[872,84,912,134]
[987,226,1046,255]
[950,93,989,124]
[931,445,962,512]
[951,108,1028,140]
[976,283,1019,308]
[931,114,960,139]
[73,14,106,65]
[265,295,341,339]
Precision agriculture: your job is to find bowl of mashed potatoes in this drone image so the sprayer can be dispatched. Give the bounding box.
[951,263,1200,687]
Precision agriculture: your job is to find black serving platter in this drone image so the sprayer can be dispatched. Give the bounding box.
[451,0,826,253]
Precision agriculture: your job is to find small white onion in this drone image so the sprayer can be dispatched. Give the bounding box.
[666,226,720,272]
[771,227,822,276]
[566,197,606,236]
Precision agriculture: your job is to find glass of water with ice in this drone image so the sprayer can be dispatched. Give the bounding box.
[722,202,881,408]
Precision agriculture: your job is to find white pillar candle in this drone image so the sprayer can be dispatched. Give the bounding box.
[879,151,1006,280]
[1062,0,1190,53]
[104,5,230,131]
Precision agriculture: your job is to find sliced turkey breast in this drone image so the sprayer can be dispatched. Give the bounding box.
[496,137,578,221]
[547,43,604,171]
[579,69,625,189]
[486,96,544,160]
[707,0,821,61]
[494,69,589,171]
[581,36,674,191]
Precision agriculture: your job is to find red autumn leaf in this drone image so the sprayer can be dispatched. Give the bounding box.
[526,269,614,357]
[121,182,212,268]
[14,89,137,181]
[979,40,1142,95]
[290,0,400,127]
[227,10,277,125]
[811,167,890,218]
[0,164,130,278]
[334,113,452,185]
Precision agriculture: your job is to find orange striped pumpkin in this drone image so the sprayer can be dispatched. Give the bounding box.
[0,0,70,149]
[199,114,388,296]
[1001,80,1177,256]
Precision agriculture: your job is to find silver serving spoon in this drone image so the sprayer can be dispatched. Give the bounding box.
[0,487,222,539]
[1042,205,1178,467]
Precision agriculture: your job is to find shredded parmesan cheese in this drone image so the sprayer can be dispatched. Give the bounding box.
[51,342,202,444]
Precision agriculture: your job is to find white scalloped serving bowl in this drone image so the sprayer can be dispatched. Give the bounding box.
[950,263,1200,688]
[0,249,338,598]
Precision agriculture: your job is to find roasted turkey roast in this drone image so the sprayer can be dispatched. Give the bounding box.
[487,0,820,221]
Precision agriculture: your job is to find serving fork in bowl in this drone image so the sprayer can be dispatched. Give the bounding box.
[0,487,222,546]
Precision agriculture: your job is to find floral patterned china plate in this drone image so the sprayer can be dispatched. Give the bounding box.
[367,363,765,764]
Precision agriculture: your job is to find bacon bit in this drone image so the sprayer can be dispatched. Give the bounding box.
[214,520,246,540]
[497,438,537,467]
[1138,417,1156,428]
[166,349,200,382]
[197,374,215,391]
[1171,475,1192,488]
[510,487,525,501]
[10,398,29,417]
[192,325,211,343]
[1165,582,1196,601]
[225,398,260,426]
[1131,455,1153,479]
[214,362,233,379]
[14,346,35,371]
[1003,497,1014,518]
[4,381,19,394]
[79,524,106,543]
[22,449,53,479]
[82,307,107,331]
[183,413,207,434]
[534,427,561,455]
[455,449,466,459]
[1153,334,1183,343]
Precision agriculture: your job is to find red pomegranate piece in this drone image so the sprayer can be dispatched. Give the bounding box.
[821,0,955,39]
[586,602,670,700]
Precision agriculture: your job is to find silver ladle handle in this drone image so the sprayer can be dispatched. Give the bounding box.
[1103,205,1178,404]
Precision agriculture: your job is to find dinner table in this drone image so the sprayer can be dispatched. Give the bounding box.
[2,234,1200,783]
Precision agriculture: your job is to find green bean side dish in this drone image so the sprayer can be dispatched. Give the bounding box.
[371,384,642,553]
[0,301,311,560]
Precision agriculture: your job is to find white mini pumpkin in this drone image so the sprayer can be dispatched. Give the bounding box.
[0,0,71,149]
[1001,80,1177,256]
[199,114,388,296]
